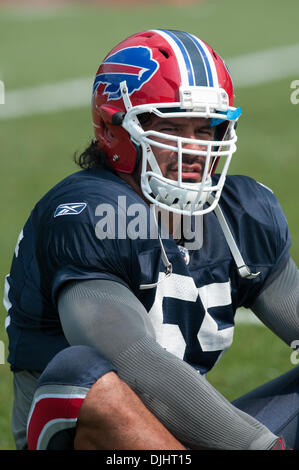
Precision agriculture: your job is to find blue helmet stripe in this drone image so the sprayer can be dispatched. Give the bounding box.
[185,32,214,86]
[160,29,195,85]
[164,30,210,87]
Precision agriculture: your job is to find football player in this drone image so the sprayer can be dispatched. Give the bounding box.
[4,30,299,450]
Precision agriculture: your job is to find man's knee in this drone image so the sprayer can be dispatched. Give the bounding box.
[74,368,187,451]
[74,371,125,449]
[27,345,116,450]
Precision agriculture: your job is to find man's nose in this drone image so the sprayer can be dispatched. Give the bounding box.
[181,135,207,153]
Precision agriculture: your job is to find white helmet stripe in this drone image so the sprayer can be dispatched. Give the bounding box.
[151,29,191,87]
[165,30,210,87]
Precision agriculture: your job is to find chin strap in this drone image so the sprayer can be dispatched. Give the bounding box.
[139,204,173,290]
[210,196,260,279]
[139,235,173,290]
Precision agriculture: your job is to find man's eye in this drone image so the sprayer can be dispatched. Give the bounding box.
[196,128,214,137]
[197,127,211,134]
[160,127,178,133]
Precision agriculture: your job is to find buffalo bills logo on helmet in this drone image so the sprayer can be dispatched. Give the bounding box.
[92,46,159,101]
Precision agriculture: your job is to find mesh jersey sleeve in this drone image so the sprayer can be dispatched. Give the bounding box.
[38,203,138,305]
[259,182,291,282]
[223,177,292,308]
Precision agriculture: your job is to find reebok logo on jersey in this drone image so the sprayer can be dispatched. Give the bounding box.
[92,46,159,101]
[54,203,87,217]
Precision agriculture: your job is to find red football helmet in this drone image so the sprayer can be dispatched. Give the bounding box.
[92,29,241,215]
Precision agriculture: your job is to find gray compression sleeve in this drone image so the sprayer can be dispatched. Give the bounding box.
[250,258,299,346]
[58,279,279,450]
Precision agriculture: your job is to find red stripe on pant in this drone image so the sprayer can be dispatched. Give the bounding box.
[27,397,85,450]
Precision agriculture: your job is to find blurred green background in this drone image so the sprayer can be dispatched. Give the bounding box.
[0,0,298,449]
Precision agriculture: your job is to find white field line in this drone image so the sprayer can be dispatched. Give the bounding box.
[1,7,81,21]
[227,43,299,87]
[0,43,299,120]
[0,77,92,119]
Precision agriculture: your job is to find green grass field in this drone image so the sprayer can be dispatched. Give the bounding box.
[0,0,299,450]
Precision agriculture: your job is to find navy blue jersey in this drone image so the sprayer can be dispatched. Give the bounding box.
[4,169,291,374]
